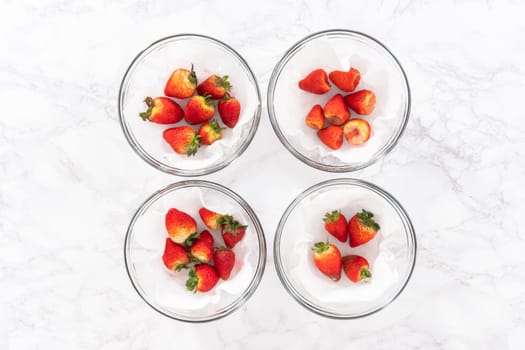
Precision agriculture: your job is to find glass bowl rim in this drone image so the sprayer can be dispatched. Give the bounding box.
[267,29,412,173]
[118,33,262,177]
[124,180,267,322]
[273,177,417,319]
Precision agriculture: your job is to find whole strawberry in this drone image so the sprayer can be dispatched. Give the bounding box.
[342,255,371,282]
[199,207,224,230]
[161,238,189,271]
[218,95,241,128]
[298,69,331,94]
[197,75,231,99]
[186,264,219,293]
[324,94,350,126]
[188,230,214,263]
[220,215,247,248]
[323,210,347,243]
[184,94,215,125]
[165,208,197,244]
[348,209,380,247]
[163,126,200,156]
[164,65,197,99]
[214,247,235,280]
[312,241,342,281]
[198,119,224,145]
[305,104,325,130]
[344,90,376,115]
[139,96,184,124]
[317,125,343,150]
[328,67,361,92]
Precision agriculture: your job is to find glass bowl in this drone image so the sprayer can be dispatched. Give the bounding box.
[119,34,261,176]
[274,178,416,318]
[267,29,411,172]
[124,180,266,322]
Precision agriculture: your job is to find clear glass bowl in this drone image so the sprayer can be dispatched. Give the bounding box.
[267,29,411,172]
[124,180,266,322]
[119,34,262,176]
[274,178,416,318]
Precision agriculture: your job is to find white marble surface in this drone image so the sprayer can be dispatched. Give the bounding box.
[1,0,524,348]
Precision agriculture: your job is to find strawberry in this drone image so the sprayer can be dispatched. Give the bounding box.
[164,65,197,99]
[184,94,215,125]
[165,208,197,244]
[328,67,361,92]
[198,207,224,230]
[343,119,371,145]
[218,95,241,128]
[298,69,331,94]
[312,241,342,281]
[317,125,343,150]
[342,255,371,282]
[163,126,200,156]
[220,215,247,248]
[197,75,231,99]
[188,230,214,263]
[214,247,235,280]
[186,264,219,293]
[344,90,376,115]
[139,97,184,124]
[161,238,190,271]
[305,104,325,130]
[348,209,380,247]
[324,94,350,126]
[198,119,224,145]
[323,210,347,243]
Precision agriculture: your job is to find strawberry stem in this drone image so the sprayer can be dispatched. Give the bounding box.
[139,97,154,121]
[185,134,200,157]
[360,267,372,280]
[356,209,380,231]
[185,268,198,293]
[312,241,329,253]
[189,64,197,85]
[323,210,341,223]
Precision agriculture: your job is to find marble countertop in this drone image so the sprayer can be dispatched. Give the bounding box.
[2,0,524,349]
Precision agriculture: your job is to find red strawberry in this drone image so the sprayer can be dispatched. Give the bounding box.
[328,67,361,92]
[323,210,347,243]
[344,90,376,115]
[324,94,350,126]
[163,126,200,156]
[139,97,184,124]
[198,207,224,230]
[298,69,331,94]
[343,119,371,145]
[186,264,219,293]
[214,247,235,280]
[218,95,241,128]
[164,65,197,99]
[198,119,224,145]
[348,209,380,247]
[342,255,371,282]
[197,75,231,99]
[161,238,190,271]
[220,215,247,248]
[317,126,343,150]
[312,241,342,281]
[188,230,214,263]
[165,208,197,244]
[184,94,215,125]
[305,104,325,130]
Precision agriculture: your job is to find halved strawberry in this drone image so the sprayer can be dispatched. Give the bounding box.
[163,126,200,156]
[312,241,342,281]
[186,264,219,293]
[161,238,190,271]
[348,209,380,247]
[165,208,197,244]
[164,65,197,99]
[139,97,184,124]
[324,94,350,126]
[344,90,376,115]
[305,104,325,130]
[184,94,215,125]
[342,255,371,282]
[343,119,371,145]
[317,125,343,150]
[298,69,331,94]
[197,75,231,99]
[328,67,361,92]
